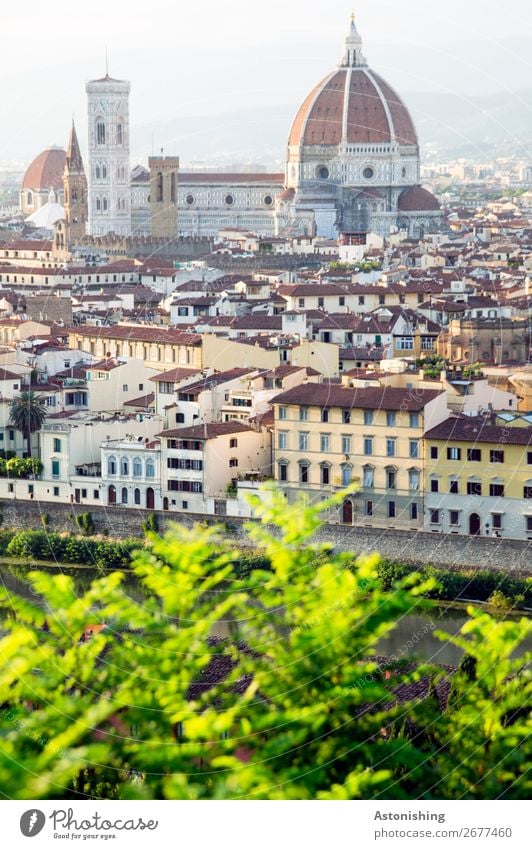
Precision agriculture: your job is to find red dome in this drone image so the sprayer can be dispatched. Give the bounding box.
[22,148,66,191]
[398,186,440,212]
[288,67,418,148]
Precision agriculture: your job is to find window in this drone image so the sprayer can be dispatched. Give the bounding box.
[53,486,60,497]
[408,469,420,491]
[229,458,238,468]
[386,411,396,427]
[341,435,351,455]
[363,437,373,456]
[133,458,142,478]
[298,432,309,451]
[278,406,287,420]
[407,502,417,521]
[364,410,373,426]
[430,446,438,460]
[342,410,351,424]
[447,447,461,460]
[526,517,532,533]
[146,460,155,478]
[122,384,129,392]
[449,510,460,526]
[175,413,185,424]
[94,490,99,500]
[341,465,352,487]
[121,487,128,504]
[527,452,532,465]
[363,466,374,488]
[321,408,329,423]
[409,440,419,459]
[430,478,439,493]
[492,513,503,531]
[120,458,129,476]
[278,432,288,450]
[53,438,61,452]
[449,479,459,494]
[51,459,60,478]
[490,483,504,497]
[96,121,106,144]
[299,406,309,421]
[117,123,123,145]
[320,434,330,452]
[467,448,482,462]
[229,438,238,448]
[386,438,396,457]
[388,501,396,519]
[365,500,373,517]
[386,468,396,490]
[134,488,141,505]
[430,509,440,524]
[299,462,309,484]
[467,481,482,496]
[409,412,419,428]
[9,430,14,440]
[278,461,288,482]
[339,296,345,307]
[490,450,504,464]
[320,465,330,486]
[107,456,116,475]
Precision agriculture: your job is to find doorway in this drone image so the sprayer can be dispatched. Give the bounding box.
[342,499,353,525]
[146,487,155,509]
[469,513,481,536]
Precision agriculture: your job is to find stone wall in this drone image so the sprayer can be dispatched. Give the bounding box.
[1,500,530,572]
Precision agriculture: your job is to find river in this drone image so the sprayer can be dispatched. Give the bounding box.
[1,563,530,665]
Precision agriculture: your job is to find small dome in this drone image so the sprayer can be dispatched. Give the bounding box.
[398,186,440,212]
[22,147,66,191]
[278,187,295,202]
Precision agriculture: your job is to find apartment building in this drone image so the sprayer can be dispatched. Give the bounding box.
[68,326,203,371]
[270,384,448,528]
[424,414,532,540]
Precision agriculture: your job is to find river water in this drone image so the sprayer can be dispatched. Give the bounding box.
[1,564,530,666]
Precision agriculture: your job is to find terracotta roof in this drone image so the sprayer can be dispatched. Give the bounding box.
[289,67,418,147]
[68,325,202,345]
[177,368,256,396]
[398,186,440,213]
[123,393,155,407]
[22,148,66,191]
[150,367,199,383]
[0,367,21,381]
[179,173,283,185]
[158,421,253,440]
[271,384,443,411]
[425,416,532,446]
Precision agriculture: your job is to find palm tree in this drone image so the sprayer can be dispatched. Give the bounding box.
[8,391,48,458]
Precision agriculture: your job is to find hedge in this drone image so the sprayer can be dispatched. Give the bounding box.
[1,530,138,570]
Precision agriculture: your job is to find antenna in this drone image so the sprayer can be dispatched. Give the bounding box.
[105,46,109,76]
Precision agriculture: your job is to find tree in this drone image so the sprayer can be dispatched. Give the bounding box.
[0,488,530,800]
[8,391,48,458]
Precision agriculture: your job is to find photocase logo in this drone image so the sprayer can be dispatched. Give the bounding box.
[20,810,46,837]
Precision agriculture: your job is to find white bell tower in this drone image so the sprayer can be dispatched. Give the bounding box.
[86,71,131,236]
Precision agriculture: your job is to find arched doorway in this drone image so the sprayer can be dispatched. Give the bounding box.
[342,500,353,525]
[163,496,169,511]
[108,485,116,505]
[469,513,481,536]
[146,487,155,510]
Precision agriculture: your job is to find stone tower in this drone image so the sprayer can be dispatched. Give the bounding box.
[63,120,88,246]
[149,155,179,239]
[85,73,131,236]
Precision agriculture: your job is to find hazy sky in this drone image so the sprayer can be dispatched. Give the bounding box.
[2,0,532,164]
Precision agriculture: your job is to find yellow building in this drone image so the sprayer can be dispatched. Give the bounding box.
[424,415,532,539]
[68,326,202,371]
[271,383,448,528]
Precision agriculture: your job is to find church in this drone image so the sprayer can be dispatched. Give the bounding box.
[21,17,441,245]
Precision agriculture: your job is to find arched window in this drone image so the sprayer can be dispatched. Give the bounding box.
[96,197,101,212]
[26,190,33,206]
[121,487,128,504]
[134,488,141,505]
[117,123,123,145]
[120,458,129,476]
[95,165,100,180]
[133,458,142,478]
[102,165,107,179]
[146,459,155,479]
[72,188,78,202]
[170,172,176,203]
[156,173,163,202]
[96,120,106,145]
[103,198,108,212]
[363,465,374,488]
[107,456,116,475]
[385,466,397,490]
[341,464,352,487]
[408,468,420,492]
[278,460,288,483]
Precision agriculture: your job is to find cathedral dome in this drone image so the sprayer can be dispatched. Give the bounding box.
[289,67,417,149]
[398,185,440,212]
[22,147,66,191]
